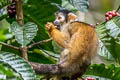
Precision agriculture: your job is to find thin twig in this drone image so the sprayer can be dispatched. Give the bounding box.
[0,42,19,50]
[116,5,120,12]
[30,40,59,59]
[28,38,53,49]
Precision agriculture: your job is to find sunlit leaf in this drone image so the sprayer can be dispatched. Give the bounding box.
[0,0,10,9]
[61,0,77,11]
[10,22,38,47]
[96,16,120,62]
[85,64,120,80]
[69,0,89,12]
[0,51,36,80]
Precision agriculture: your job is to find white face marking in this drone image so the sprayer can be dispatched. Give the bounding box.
[58,15,65,22]
[54,13,66,25]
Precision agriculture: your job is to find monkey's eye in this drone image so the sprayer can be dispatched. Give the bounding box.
[58,17,62,20]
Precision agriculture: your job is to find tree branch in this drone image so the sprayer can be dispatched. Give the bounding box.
[20,46,28,61]
[16,0,28,61]
[16,0,24,26]
[116,5,120,12]
[0,42,19,50]
[28,38,53,49]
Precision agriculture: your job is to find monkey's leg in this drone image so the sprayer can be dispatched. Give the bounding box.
[71,60,91,80]
[54,48,72,80]
[54,75,62,80]
[62,77,70,80]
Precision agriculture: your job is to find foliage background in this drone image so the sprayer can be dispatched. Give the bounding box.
[0,0,120,80]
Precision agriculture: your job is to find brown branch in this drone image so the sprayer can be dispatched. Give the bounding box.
[20,46,28,61]
[0,42,19,50]
[16,0,28,61]
[16,0,24,26]
[28,38,53,49]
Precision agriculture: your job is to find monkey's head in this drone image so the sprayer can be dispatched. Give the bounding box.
[54,9,77,28]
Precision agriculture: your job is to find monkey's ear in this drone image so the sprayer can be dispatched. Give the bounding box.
[68,13,77,22]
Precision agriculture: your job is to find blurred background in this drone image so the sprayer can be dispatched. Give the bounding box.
[87,0,120,24]
[0,0,120,80]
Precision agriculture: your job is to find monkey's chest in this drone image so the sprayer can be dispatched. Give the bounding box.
[60,27,70,41]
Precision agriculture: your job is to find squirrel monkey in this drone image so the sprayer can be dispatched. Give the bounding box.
[45,9,98,80]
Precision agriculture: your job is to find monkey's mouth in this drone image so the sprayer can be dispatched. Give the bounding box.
[54,24,60,30]
[56,25,60,30]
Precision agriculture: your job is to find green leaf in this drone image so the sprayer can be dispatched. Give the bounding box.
[23,0,62,51]
[98,40,114,60]
[0,64,14,76]
[37,49,59,60]
[0,0,10,9]
[10,22,38,47]
[0,63,22,79]
[69,0,89,12]
[105,16,120,38]
[4,0,61,52]
[61,0,77,11]
[86,64,120,80]
[29,49,58,64]
[2,0,61,63]
[96,16,120,62]
[22,0,61,51]
[0,51,36,80]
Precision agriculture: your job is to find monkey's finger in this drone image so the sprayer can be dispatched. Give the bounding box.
[45,22,50,27]
[54,26,58,28]
[45,25,49,28]
[47,22,52,25]
[45,25,51,30]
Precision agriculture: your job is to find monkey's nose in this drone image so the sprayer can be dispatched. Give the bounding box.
[54,21,59,26]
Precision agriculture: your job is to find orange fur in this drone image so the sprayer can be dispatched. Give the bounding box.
[68,13,77,22]
[46,21,98,80]
[46,11,98,79]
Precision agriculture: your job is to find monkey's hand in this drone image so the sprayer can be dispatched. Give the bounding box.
[45,22,57,31]
[45,22,68,48]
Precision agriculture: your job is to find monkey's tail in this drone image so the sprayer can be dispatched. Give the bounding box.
[30,61,90,77]
[30,62,62,75]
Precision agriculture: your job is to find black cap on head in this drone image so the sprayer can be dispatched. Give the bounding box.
[55,9,72,15]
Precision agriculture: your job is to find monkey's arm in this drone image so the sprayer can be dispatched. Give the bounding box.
[45,22,68,48]
[50,29,68,48]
